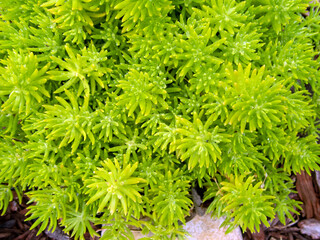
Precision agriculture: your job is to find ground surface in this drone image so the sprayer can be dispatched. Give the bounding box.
[1,171,320,240]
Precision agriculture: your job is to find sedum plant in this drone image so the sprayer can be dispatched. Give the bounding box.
[0,0,320,239]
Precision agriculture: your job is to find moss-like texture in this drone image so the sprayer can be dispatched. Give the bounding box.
[0,0,320,239]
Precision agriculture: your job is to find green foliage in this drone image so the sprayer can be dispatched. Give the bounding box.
[263,167,302,225]
[0,184,14,215]
[25,188,69,233]
[150,169,193,228]
[99,213,140,240]
[193,0,248,35]
[0,0,320,239]
[114,0,174,33]
[0,138,29,187]
[40,0,107,44]
[173,113,230,174]
[225,63,287,133]
[0,51,50,115]
[61,203,99,240]
[218,175,275,233]
[28,90,95,153]
[48,44,111,96]
[252,0,309,34]
[116,69,169,116]
[219,23,264,64]
[85,159,146,215]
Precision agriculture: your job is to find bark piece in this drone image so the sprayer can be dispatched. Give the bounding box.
[13,214,24,230]
[277,227,300,234]
[45,226,70,240]
[0,228,22,234]
[13,230,30,240]
[250,231,265,240]
[0,219,15,228]
[242,232,251,240]
[315,171,320,193]
[26,229,37,240]
[298,218,320,240]
[292,232,310,240]
[0,232,12,238]
[296,171,320,219]
[248,223,267,240]
[267,232,288,239]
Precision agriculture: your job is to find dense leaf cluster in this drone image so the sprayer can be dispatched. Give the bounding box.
[0,0,320,239]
